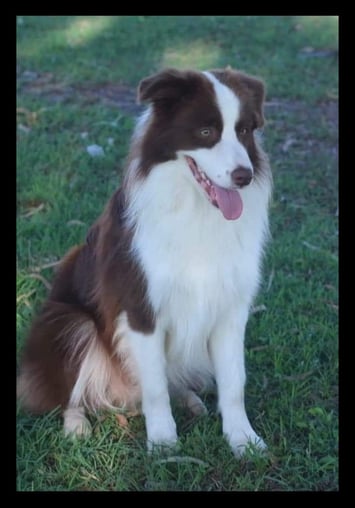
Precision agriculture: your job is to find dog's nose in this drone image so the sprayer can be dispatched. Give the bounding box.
[231,166,253,188]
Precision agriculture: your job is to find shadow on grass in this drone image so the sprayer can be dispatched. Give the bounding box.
[17,16,338,102]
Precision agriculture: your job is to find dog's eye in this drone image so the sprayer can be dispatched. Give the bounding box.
[199,127,212,137]
[237,127,249,136]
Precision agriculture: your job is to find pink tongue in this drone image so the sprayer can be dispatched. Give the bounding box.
[213,185,243,220]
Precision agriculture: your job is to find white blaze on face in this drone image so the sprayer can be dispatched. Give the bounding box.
[183,71,253,190]
[204,71,241,139]
[178,71,256,220]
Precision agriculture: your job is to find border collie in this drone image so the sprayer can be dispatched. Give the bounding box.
[17,67,272,457]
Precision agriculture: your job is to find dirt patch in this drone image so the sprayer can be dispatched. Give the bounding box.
[78,83,141,115]
[266,98,338,131]
[18,71,143,115]
[265,98,338,161]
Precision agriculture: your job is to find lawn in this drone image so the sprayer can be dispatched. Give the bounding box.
[16,16,338,491]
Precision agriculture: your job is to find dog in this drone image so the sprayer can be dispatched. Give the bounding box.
[17,67,272,457]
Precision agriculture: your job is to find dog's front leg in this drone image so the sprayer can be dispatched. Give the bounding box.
[126,319,177,451]
[210,309,266,457]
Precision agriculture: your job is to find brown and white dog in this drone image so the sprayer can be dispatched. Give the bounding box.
[17,68,272,456]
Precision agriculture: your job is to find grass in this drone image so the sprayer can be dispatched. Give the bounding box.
[16,16,338,491]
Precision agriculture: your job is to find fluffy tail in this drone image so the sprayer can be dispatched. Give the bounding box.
[17,302,97,414]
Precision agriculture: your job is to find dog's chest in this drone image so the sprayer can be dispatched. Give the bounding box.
[132,206,258,333]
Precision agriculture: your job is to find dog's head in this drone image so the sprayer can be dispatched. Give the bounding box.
[137,67,266,219]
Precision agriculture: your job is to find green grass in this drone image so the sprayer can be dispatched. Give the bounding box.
[17,16,338,491]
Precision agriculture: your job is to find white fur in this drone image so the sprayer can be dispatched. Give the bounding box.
[69,321,140,413]
[118,313,178,450]
[63,407,92,437]
[69,335,116,411]
[182,71,254,188]
[117,74,272,456]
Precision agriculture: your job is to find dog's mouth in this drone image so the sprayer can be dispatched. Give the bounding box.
[185,156,243,220]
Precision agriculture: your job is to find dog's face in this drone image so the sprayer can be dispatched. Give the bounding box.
[138,68,265,219]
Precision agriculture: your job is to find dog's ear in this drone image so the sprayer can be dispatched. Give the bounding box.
[138,69,194,105]
[210,69,266,128]
[238,73,265,128]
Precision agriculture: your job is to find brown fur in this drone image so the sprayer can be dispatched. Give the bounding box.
[17,189,152,413]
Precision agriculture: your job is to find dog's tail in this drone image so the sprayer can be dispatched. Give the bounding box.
[17,242,140,415]
[17,243,101,414]
[17,300,98,414]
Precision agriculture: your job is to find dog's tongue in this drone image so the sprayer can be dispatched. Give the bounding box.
[213,184,243,220]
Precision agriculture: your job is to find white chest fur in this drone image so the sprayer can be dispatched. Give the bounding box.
[126,159,270,383]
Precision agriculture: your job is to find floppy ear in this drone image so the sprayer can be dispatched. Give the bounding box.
[241,74,265,128]
[138,68,194,105]
[212,68,266,128]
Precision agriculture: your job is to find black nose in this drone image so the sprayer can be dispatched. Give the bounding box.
[231,166,253,188]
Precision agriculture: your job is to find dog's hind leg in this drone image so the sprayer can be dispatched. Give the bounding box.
[175,389,208,416]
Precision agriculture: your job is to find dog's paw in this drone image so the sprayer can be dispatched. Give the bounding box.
[228,430,267,458]
[147,438,180,456]
[147,425,178,450]
[147,433,179,454]
[146,421,178,454]
[63,407,92,438]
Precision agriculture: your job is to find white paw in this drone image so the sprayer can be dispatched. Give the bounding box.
[228,430,267,458]
[147,435,179,453]
[63,407,92,438]
[146,419,178,452]
[147,427,178,452]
